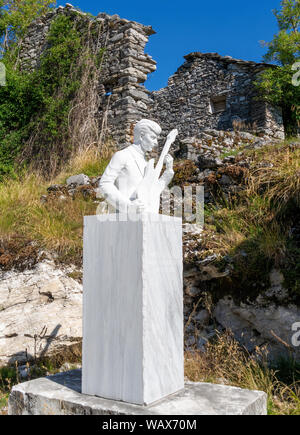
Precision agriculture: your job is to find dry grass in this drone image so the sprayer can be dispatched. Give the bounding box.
[0,146,110,265]
[56,144,112,184]
[208,212,287,268]
[232,118,258,133]
[248,144,300,209]
[0,364,20,415]
[0,354,82,415]
[0,393,8,415]
[191,142,300,414]
[185,331,300,415]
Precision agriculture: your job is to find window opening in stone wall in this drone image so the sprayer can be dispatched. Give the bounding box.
[210,96,227,114]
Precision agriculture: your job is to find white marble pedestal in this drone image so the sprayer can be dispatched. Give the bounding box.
[82,214,184,406]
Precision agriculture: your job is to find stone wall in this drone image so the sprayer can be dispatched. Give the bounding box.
[151,52,285,142]
[19,3,156,146]
[19,5,285,149]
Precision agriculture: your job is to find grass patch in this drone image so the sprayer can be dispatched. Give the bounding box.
[185,331,300,415]
[0,353,82,415]
[218,145,247,160]
[56,146,112,183]
[0,146,109,266]
[0,393,9,415]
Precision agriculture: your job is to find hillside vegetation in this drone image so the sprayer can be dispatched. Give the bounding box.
[202,139,300,305]
[0,9,107,179]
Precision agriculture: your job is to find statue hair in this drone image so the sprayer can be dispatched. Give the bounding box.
[133,119,161,144]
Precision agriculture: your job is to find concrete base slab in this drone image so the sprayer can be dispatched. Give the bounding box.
[8,369,267,415]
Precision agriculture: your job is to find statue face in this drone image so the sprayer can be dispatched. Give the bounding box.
[140,129,159,153]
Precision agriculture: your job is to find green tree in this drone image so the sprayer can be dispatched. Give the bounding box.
[264,0,300,65]
[0,0,55,58]
[256,0,300,136]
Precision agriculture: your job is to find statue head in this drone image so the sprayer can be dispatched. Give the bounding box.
[133,119,162,153]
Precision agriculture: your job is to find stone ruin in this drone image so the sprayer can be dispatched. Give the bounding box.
[153,52,285,141]
[19,4,156,146]
[19,4,285,151]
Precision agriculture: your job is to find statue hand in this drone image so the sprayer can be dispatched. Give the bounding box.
[166,129,178,145]
[130,198,146,213]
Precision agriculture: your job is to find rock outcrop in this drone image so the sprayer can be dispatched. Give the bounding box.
[0,257,82,367]
[183,222,300,361]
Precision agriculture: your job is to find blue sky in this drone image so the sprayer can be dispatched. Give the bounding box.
[58,0,281,91]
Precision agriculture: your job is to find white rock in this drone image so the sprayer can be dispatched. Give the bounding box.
[66,174,90,186]
[183,223,203,235]
[0,260,82,367]
[214,296,300,360]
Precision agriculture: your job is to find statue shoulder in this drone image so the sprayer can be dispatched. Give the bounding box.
[109,146,127,160]
[110,146,133,163]
[118,145,134,156]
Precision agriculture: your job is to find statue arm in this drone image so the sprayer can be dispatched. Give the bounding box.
[99,152,131,212]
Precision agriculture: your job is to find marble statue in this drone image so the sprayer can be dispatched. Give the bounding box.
[82,119,184,405]
[99,119,178,214]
